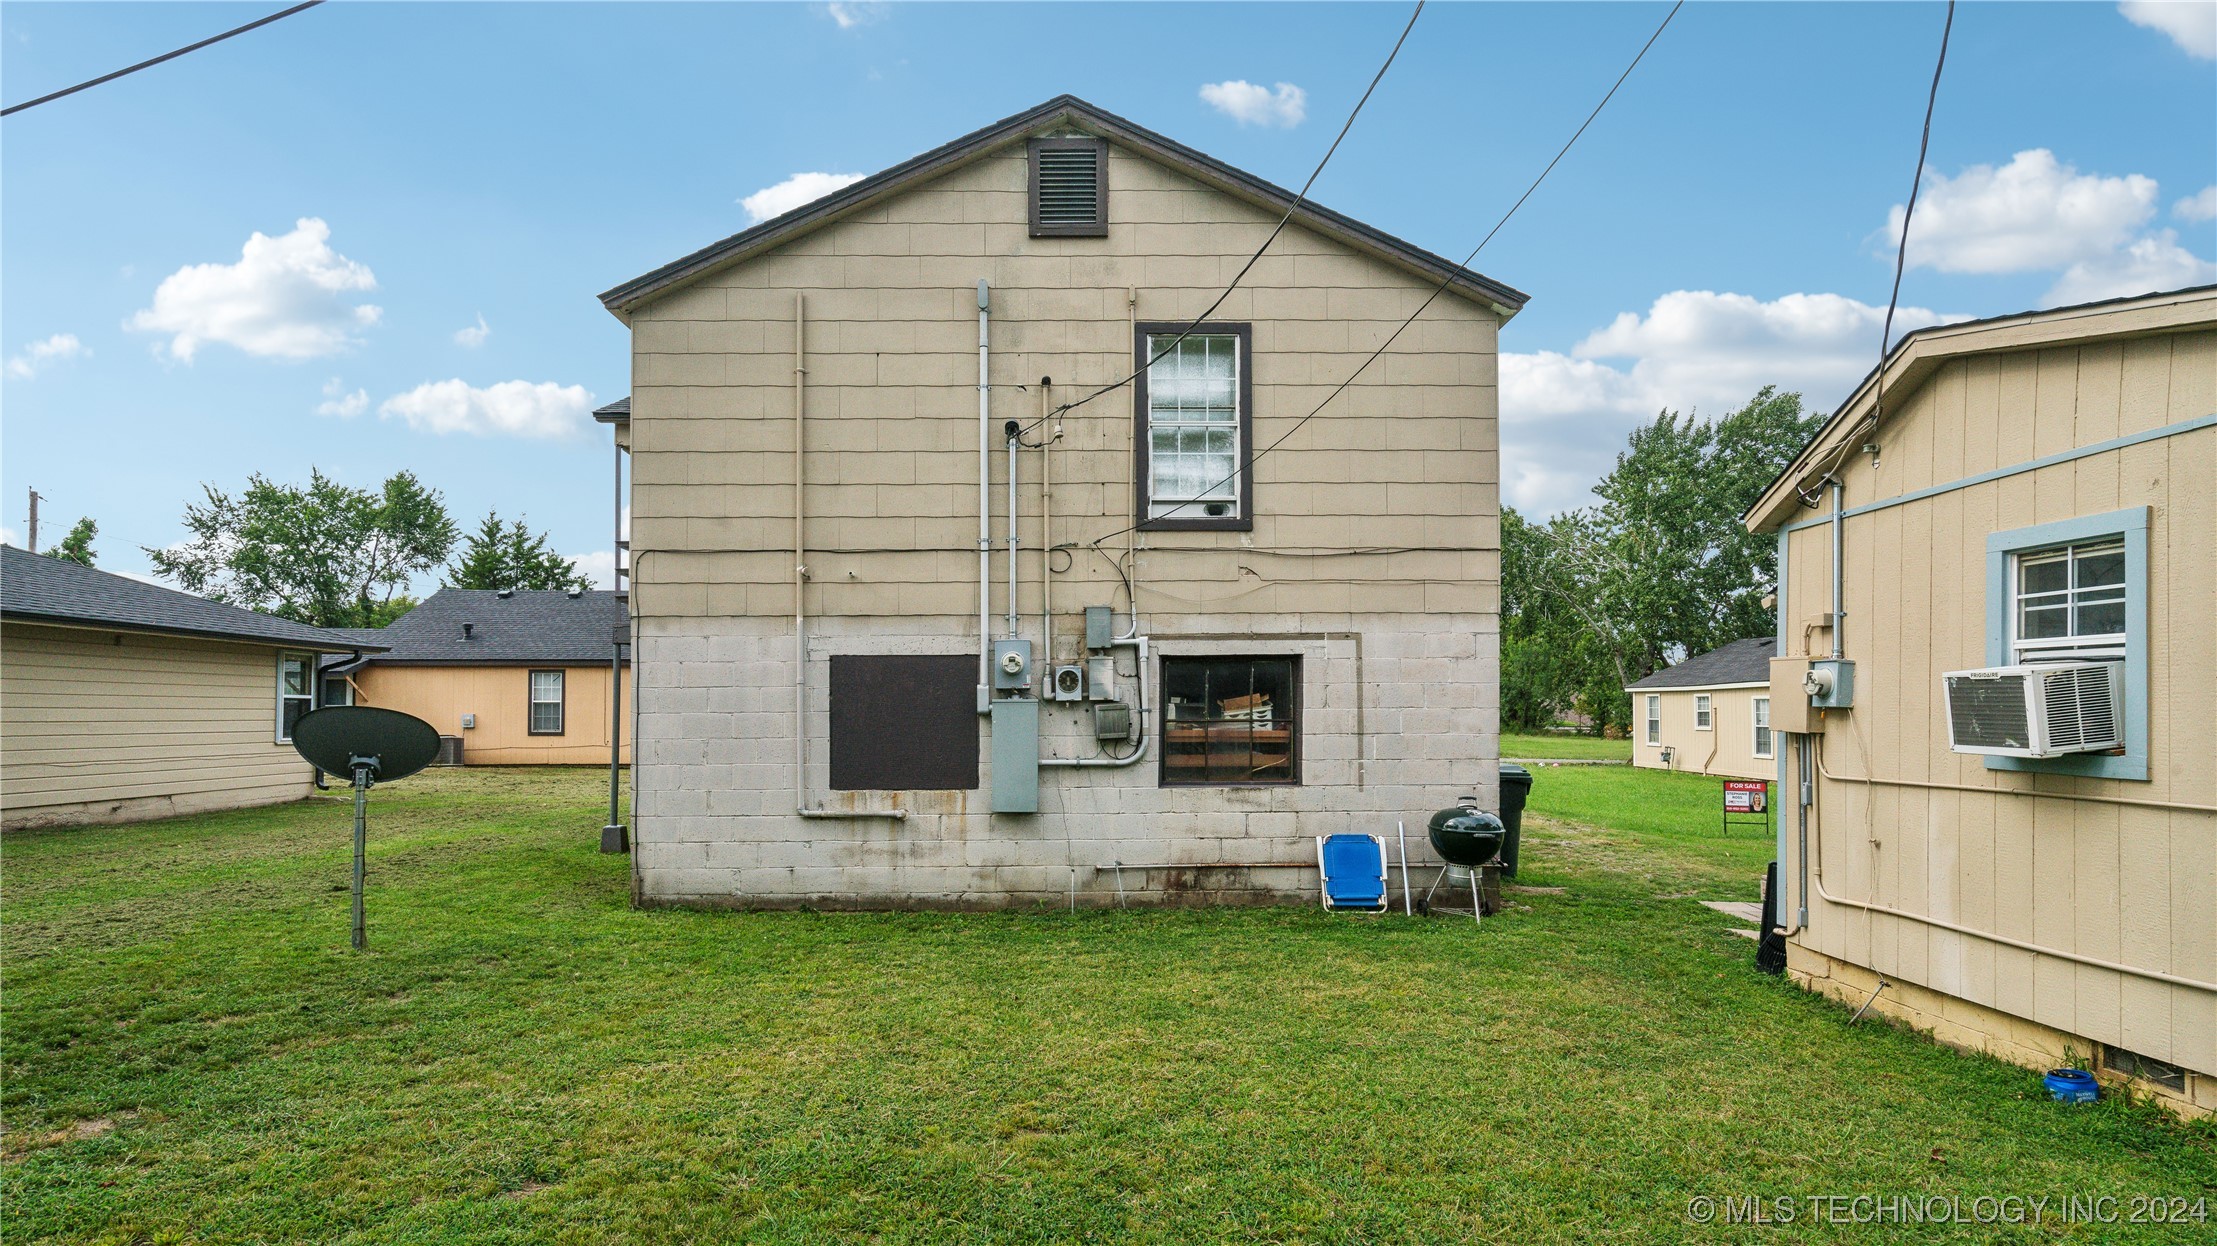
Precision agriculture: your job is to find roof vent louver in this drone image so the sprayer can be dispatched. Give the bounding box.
[1943,661,2124,758]
[1029,137,1107,237]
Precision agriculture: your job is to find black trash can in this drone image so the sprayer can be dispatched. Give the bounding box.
[1497,763,1533,877]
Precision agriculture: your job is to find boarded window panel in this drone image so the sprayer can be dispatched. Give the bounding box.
[829,655,979,791]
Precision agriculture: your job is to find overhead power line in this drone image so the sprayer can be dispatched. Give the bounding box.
[2,1,326,118]
[1086,0,1686,547]
[1013,0,1428,440]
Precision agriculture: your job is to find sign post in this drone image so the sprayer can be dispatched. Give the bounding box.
[1722,779,1770,837]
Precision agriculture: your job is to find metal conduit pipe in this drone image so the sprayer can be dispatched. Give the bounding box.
[1006,421,1019,640]
[792,293,904,822]
[1041,635,1151,769]
[976,280,992,705]
[1812,743,2215,813]
[1039,380,1057,649]
[1804,734,2211,992]
[1829,478,1845,659]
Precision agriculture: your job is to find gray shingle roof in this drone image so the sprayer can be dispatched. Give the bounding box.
[1,545,384,651]
[342,587,629,666]
[1625,636,1779,691]
[593,396,630,422]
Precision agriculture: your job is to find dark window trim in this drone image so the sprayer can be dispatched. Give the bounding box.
[1028,135,1108,237]
[1133,322,1255,532]
[1157,654,1302,787]
[527,668,566,736]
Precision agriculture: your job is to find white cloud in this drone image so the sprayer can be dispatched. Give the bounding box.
[740,171,867,224]
[823,2,885,29]
[1199,80,1308,128]
[1,525,18,547]
[2176,185,2217,222]
[1882,149,2158,275]
[378,379,595,439]
[2045,229,2217,306]
[127,218,380,362]
[453,313,490,348]
[569,550,619,590]
[2120,1,2217,58]
[315,377,368,419]
[1499,290,1959,516]
[6,332,90,380]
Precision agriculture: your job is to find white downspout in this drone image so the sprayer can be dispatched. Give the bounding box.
[794,293,904,822]
[977,280,993,710]
[1006,419,1019,640]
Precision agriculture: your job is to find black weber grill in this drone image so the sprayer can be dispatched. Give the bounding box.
[1422,796,1507,924]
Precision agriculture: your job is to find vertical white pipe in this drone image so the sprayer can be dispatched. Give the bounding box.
[1830,479,1845,660]
[1006,426,1019,640]
[1040,380,1053,650]
[978,280,992,702]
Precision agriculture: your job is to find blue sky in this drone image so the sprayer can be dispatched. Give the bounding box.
[3,1,2212,587]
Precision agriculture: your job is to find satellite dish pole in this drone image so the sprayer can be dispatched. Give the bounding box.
[347,752,379,950]
[289,705,440,952]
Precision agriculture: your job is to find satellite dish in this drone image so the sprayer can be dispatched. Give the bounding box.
[292,706,441,783]
[288,706,439,951]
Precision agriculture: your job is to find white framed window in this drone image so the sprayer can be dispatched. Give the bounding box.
[1138,326,1250,528]
[277,653,314,741]
[1693,694,1713,731]
[2010,538,2126,662]
[1644,694,1660,746]
[528,670,565,735]
[1752,696,1772,760]
[320,673,353,707]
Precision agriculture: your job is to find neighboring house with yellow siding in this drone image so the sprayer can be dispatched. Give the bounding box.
[1,545,382,829]
[323,588,629,766]
[595,95,1525,909]
[1626,636,1778,781]
[1746,285,2216,1117]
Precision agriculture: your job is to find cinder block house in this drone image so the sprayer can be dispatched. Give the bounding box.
[1746,286,2215,1116]
[1626,636,1779,780]
[596,96,1524,908]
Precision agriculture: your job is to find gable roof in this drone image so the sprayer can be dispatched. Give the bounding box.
[1625,636,1778,691]
[1744,284,2217,532]
[339,587,629,666]
[0,544,381,652]
[592,396,630,423]
[599,94,1528,321]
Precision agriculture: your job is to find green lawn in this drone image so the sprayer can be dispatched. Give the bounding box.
[1501,731,1632,762]
[5,768,2211,1244]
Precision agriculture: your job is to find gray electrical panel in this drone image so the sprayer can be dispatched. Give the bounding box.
[990,698,1039,812]
[1085,655,1115,701]
[1050,664,1086,702]
[992,638,1033,693]
[1092,701,1133,741]
[1084,606,1114,651]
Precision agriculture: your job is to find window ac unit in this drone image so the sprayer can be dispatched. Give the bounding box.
[1943,661,2124,758]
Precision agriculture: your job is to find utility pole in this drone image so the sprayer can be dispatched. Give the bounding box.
[27,487,41,552]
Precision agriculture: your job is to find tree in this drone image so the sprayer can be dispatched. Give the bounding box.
[1499,387,1823,734]
[445,511,591,592]
[45,517,97,567]
[147,469,458,628]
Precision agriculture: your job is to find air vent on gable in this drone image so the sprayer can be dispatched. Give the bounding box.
[1029,137,1107,237]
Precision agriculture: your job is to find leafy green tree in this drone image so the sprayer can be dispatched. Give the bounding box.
[45,517,97,567]
[1500,387,1822,734]
[147,470,458,628]
[445,511,591,592]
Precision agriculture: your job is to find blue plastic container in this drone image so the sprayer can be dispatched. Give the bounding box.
[2043,1068,2100,1103]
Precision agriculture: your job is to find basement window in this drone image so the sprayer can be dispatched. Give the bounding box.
[1160,656,1299,786]
[529,670,566,735]
[1135,325,1253,531]
[1028,136,1108,237]
[829,655,979,790]
[2102,1045,2187,1093]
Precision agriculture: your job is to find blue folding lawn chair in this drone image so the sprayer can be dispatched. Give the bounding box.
[1316,833,1390,913]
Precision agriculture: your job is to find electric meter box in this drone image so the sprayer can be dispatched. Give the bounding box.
[992,639,1033,692]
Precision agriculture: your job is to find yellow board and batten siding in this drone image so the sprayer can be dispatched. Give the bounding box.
[1,622,319,828]
[1752,291,2216,1112]
[1630,685,1774,781]
[348,664,629,766]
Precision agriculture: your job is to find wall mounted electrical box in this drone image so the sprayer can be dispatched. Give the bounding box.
[992,638,1033,693]
[1085,655,1116,701]
[1050,664,1086,702]
[1768,658,1815,734]
[1806,658,1855,709]
[1092,701,1133,741]
[460,713,477,730]
[1084,605,1114,651]
[990,697,1039,812]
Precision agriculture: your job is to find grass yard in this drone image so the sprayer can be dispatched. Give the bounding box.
[1501,732,1632,762]
[5,768,2212,1244]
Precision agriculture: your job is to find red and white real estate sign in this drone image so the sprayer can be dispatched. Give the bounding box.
[1724,780,1768,813]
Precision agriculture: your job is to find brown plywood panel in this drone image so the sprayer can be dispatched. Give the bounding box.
[828,654,980,791]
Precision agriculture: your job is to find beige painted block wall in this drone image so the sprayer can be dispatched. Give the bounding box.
[1,622,317,828]
[1771,327,2217,1078]
[349,665,629,765]
[1630,685,1775,781]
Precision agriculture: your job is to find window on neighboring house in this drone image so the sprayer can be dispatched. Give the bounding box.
[1985,507,2148,781]
[320,672,353,708]
[529,670,566,735]
[1161,656,1299,785]
[1753,696,1772,760]
[1028,136,1108,237]
[1644,694,1661,746]
[277,653,314,741]
[1694,694,1713,731]
[1136,325,1252,531]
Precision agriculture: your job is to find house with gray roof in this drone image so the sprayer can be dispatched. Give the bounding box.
[325,587,628,766]
[1,545,382,829]
[1625,635,1779,780]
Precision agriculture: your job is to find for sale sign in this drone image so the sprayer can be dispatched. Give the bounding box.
[1724,780,1768,813]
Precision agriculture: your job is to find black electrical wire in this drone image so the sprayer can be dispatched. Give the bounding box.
[1011,0,1427,440]
[1085,0,1685,548]
[3,1,326,118]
